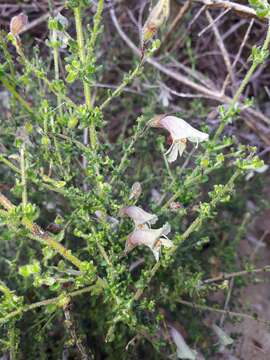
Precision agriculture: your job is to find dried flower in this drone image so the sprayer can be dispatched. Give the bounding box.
[212,324,234,352]
[142,0,170,43]
[125,223,172,261]
[119,206,158,228]
[129,182,142,200]
[10,13,28,36]
[150,115,209,163]
[169,326,197,360]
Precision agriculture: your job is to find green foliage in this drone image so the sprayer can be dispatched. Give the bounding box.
[0,1,269,359]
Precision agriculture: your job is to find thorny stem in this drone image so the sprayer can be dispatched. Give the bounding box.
[50,28,66,171]
[0,192,84,270]
[74,6,96,150]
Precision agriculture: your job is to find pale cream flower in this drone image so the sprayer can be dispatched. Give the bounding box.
[125,223,172,261]
[119,206,158,228]
[150,115,209,163]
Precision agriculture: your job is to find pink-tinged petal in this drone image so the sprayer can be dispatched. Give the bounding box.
[119,206,158,227]
[160,116,191,140]
[157,116,209,144]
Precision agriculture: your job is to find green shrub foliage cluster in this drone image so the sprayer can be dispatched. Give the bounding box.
[0,0,270,358]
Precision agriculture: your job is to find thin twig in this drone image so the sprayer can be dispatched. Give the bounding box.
[178,299,270,325]
[205,10,234,85]
[193,0,258,19]
[221,19,254,93]
[203,265,270,284]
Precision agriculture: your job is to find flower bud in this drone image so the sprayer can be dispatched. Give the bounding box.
[10,13,28,36]
[129,182,142,200]
[142,0,170,43]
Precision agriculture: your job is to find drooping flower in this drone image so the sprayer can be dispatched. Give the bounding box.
[125,223,172,261]
[149,115,209,163]
[119,206,158,228]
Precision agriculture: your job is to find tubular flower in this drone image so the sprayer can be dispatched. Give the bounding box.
[119,206,158,228]
[125,223,172,261]
[150,115,209,163]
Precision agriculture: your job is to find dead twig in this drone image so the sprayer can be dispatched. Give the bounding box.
[205,10,235,85]
[194,0,259,19]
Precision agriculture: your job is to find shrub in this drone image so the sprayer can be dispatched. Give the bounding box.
[0,0,269,358]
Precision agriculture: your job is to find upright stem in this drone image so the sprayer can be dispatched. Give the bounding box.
[20,144,27,209]
[74,6,96,150]
[52,28,62,112]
